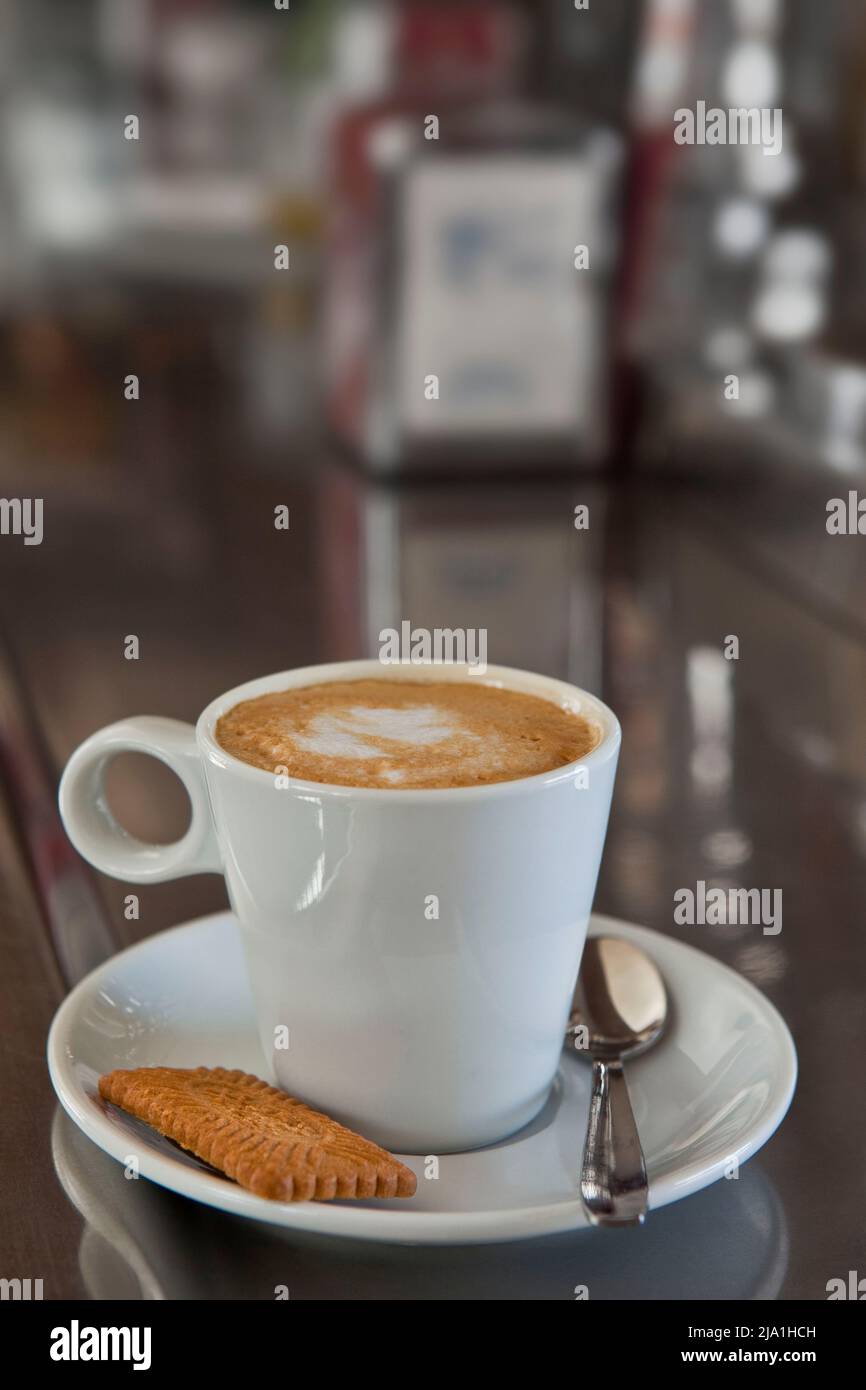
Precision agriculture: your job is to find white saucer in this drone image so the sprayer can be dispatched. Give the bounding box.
[47,912,797,1246]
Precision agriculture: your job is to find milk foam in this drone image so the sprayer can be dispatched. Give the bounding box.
[216,678,596,789]
[292,703,474,760]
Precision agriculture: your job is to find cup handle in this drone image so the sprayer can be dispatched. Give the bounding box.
[58,716,223,883]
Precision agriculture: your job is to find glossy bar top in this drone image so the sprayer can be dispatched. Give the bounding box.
[1,463,863,1299]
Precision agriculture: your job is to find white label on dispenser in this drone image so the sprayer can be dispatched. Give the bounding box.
[397,158,602,437]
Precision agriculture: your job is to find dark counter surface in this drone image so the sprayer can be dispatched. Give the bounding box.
[1,461,862,1299]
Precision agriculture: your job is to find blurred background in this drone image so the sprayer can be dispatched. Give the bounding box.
[2,0,865,912]
[2,0,866,1298]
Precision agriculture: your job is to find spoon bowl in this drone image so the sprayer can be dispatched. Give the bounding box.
[568,936,668,1059]
[567,934,669,1226]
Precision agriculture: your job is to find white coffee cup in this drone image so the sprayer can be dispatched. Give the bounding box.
[59,660,620,1153]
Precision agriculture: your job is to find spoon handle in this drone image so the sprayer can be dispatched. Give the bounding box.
[580,1058,649,1226]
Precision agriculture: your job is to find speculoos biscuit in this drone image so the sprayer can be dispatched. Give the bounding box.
[98,1065,417,1202]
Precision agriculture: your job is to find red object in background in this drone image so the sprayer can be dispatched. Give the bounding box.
[396,2,524,96]
[324,2,525,460]
[606,0,697,470]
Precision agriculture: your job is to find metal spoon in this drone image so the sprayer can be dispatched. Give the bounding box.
[565,935,668,1227]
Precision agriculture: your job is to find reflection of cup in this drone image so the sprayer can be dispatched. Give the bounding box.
[51,1106,791,1300]
[59,660,620,1154]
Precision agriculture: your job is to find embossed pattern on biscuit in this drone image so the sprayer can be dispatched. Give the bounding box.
[98,1066,417,1202]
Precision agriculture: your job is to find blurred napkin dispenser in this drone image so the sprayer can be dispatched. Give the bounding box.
[325,105,622,472]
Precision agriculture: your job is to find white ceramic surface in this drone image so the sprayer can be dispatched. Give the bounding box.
[58,661,620,1152]
[47,912,797,1247]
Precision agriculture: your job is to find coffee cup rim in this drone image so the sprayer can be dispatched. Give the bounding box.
[196,660,621,800]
